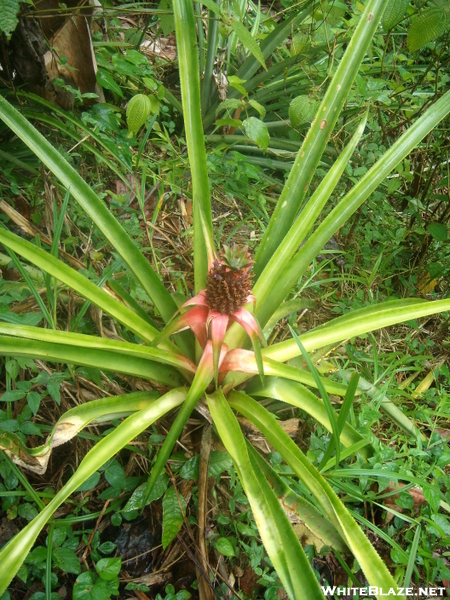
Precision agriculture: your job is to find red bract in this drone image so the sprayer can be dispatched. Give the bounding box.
[151,285,265,384]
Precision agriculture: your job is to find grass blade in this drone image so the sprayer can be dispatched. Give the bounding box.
[288,326,341,468]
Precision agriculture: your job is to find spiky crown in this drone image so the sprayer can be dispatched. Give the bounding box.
[220,244,254,271]
[205,245,254,315]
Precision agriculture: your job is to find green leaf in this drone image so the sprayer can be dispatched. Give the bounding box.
[0,389,186,596]
[407,8,450,52]
[124,473,169,510]
[96,69,124,98]
[53,548,81,575]
[105,462,126,489]
[73,572,109,600]
[242,117,269,150]
[126,94,152,133]
[20,421,42,436]
[95,557,121,581]
[5,359,19,380]
[289,96,319,128]
[97,542,117,556]
[265,298,450,362]
[209,451,232,478]
[179,455,199,479]
[1,390,25,403]
[248,99,266,119]
[216,99,243,115]
[0,96,184,336]
[0,0,20,38]
[381,0,409,30]
[423,486,441,513]
[208,389,324,599]
[291,31,309,55]
[159,0,175,35]
[173,0,216,289]
[18,503,38,521]
[232,20,267,71]
[427,222,448,241]
[227,75,247,97]
[215,537,235,557]
[162,486,186,549]
[215,117,243,128]
[75,472,101,492]
[254,0,386,277]
[228,392,401,595]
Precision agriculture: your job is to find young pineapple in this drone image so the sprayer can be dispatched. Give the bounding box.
[206,245,254,315]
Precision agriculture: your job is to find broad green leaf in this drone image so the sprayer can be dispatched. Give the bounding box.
[215,117,243,128]
[124,473,169,511]
[0,388,187,596]
[227,75,247,97]
[159,0,175,35]
[216,99,244,116]
[242,117,269,150]
[5,359,19,380]
[53,548,81,575]
[96,557,121,581]
[96,69,124,98]
[0,0,20,37]
[291,31,309,55]
[381,0,409,30]
[289,96,319,128]
[215,537,235,557]
[126,94,152,133]
[27,392,41,416]
[407,7,450,52]
[427,222,448,241]
[162,486,186,548]
[248,99,266,119]
[232,20,267,71]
